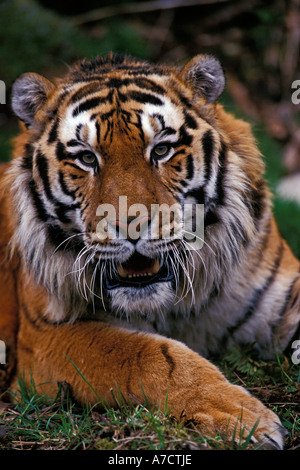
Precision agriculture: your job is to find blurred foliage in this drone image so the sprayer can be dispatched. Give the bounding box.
[0,0,77,84]
[0,0,148,86]
[256,127,300,258]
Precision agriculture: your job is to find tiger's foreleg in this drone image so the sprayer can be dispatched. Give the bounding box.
[14,318,286,450]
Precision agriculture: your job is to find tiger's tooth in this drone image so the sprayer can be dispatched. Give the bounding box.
[128,274,133,278]
[152,259,160,274]
[118,266,128,278]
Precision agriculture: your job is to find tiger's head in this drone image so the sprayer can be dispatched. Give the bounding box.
[9,53,267,322]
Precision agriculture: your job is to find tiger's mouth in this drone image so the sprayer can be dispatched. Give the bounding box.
[104,252,175,290]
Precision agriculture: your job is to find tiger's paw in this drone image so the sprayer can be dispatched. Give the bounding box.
[188,382,286,449]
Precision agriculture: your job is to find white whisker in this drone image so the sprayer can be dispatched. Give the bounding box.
[51,232,87,257]
[182,229,215,255]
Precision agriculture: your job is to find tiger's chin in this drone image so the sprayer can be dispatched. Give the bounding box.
[108,282,176,318]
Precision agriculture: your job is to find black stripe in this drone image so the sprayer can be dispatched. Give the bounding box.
[80,200,90,220]
[28,179,49,222]
[104,119,113,142]
[36,152,72,224]
[215,140,227,205]
[184,112,198,130]
[21,302,43,331]
[161,127,177,137]
[160,344,175,378]
[186,154,194,180]
[247,217,272,269]
[168,148,186,162]
[105,77,130,89]
[48,118,59,143]
[73,97,100,117]
[273,268,300,349]
[183,131,215,200]
[100,109,115,122]
[59,171,76,198]
[47,224,84,253]
[132,77,165,95]
[55,206,74,225]
[47,224,70,250]
[202,130,214,183]
[76,124,83,140]
[275,271,300,327]
[66,139,81,147]
[63,161,82,171]
[223,242,284,342]
[173,184,185,194]
[120,115,131,133]
[95,121,101,144]
[185,186,205,205]
[177,125,193,147]
[70,173,84,180]
[171,163,182,172]
[249,179,267,229]
[171,83,193,109]
[36,151,54,202]
[21,143,33,171]
[204,210,220,226]
[36,152,79,223]
[132,111,145,144]
[126,91,163,106]
[118,90,132,103]
[56,141,69,161]
[185,141,226,228]
[152,113,165,129]
[72,94,112,117]
[69,82,102,104]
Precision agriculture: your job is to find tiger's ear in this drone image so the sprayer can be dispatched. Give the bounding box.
[179,55,225,103]
[11,73,56,127]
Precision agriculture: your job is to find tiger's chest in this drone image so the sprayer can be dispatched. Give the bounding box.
[95,290,268,358]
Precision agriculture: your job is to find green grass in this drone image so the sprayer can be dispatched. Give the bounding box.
[219,348,300,449]
[0,350,299,450]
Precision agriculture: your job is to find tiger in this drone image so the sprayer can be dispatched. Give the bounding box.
[0,52,299,450]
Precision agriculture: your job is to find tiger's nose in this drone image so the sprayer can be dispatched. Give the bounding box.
[113,215,150,243]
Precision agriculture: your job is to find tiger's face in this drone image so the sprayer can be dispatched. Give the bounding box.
[10,54,239,320]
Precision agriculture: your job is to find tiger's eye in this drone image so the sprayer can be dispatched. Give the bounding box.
[79,152,97,166]
[152,144,170,158]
